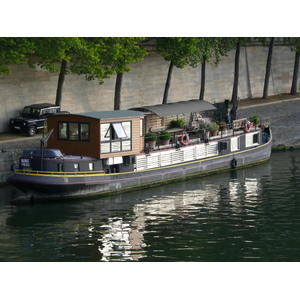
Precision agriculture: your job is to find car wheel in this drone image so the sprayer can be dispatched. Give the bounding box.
[27,126,37,137]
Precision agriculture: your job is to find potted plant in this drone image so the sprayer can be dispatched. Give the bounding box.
[210,123,219,136]
[199,122,206,130]
[159,130,171,145]
[145,132,157,149]
[203,123,213,138]
[249,115,260,127]
[219,121,227,131]
[170,118,185,128]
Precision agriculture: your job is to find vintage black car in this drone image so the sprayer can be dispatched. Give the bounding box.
[9,103,69,136]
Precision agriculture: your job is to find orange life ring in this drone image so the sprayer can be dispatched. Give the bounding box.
[180,133,189,146]
[244,122,251,132]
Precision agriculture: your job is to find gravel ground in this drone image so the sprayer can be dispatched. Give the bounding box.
[239,98,300,146]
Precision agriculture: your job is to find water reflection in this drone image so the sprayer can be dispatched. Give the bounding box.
[2,151,300,262]
[96,165,271,261]
[99,217,145,261]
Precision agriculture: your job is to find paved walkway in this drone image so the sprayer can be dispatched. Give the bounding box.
[1,94,300,149]
[0,133,42,151]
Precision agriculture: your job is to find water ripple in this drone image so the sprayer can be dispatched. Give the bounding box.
[1,151,300,261]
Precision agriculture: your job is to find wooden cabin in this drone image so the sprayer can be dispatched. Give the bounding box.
[47,110,145,159]
[130,99,217,133]
[47,100,217,160]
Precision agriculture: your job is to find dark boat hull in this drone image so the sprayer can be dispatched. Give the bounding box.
[7,135,272,202]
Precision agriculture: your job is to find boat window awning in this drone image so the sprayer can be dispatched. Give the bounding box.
[130,99,216,118]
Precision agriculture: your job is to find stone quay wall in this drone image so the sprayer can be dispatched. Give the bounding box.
[1,98,300,184]
[0,44,297,133]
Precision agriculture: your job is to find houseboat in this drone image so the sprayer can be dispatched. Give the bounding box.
[7,99,272,203]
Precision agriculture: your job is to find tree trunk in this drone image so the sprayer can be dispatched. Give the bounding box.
[231,39,240,107]
[163,61,174,104]
[199,59,206,100]
[114,72,123,110]
[263,37,275,99]
[55,59,67,106]
[290,51,300,95]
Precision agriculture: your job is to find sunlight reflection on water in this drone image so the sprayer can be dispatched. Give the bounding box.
[1,151,300,262]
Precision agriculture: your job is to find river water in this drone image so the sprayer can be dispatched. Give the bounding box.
[1,150,300,263]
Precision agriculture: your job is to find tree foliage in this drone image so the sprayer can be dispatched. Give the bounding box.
[0,37,35,74]
[2,37,299,108]
[191,37,237,66]
[283,37,300,52]
[154,37,238,103]
[155,37,202,103]
[1,37,148,105]
[26,37,147,105]
[29,37,147,83]
[155,37,200,69]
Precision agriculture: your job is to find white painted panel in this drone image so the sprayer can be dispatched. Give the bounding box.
[231,137,240,152]
[195,144,206,159]
[183,148,195,162]
[147,154,160,168]
[206,142,218,157]
[172,150,184,164]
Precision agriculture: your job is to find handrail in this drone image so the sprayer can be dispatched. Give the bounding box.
[14,169,106,176]
[144,120,267,152]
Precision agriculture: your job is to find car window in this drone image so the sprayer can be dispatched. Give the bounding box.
[22,107,40,117]
[22,107,31,115]
[47,108,58,114]
[32,109,40,116]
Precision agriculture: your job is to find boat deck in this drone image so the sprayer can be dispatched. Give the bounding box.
[146,126,261,152]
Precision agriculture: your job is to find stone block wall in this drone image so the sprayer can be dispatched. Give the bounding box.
[0,44,297,133]
[0,150,21,183]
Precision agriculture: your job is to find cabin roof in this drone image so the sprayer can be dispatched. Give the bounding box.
[25,103,59,109]
[130,99,217,117]
[73,110,145,120]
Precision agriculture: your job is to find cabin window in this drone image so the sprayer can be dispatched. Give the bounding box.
[112,123,127,139]
[58,163,63,172]
[58,122,90,141]
[80,123,89,140]
[246,132,259,147]
[58,122,68,139]
[140,119,144,137]
[69,122,79,140]
[89,163,94,171]
[101,121,132,154]
[122,122,131,138]
[101,143,110,153]
[112,141,121,152]
[104,122,128,139]
[219,141,228,151]
[74,163,79,171]
[231,137,240,152]
[122,140,131,151]
[253,133,259,144]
